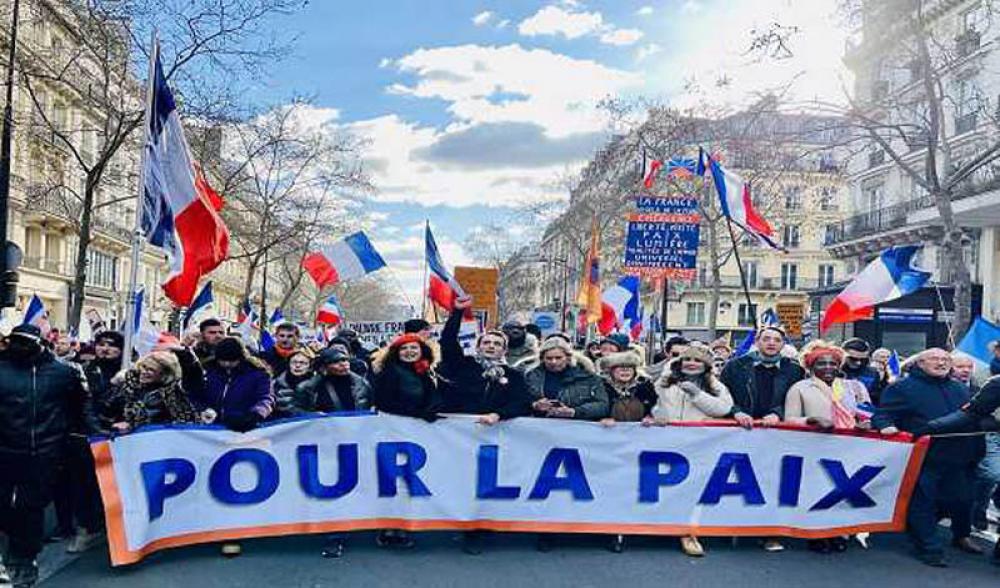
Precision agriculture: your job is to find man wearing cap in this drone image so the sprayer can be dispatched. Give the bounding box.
[502,319,537,367]
[292,347,372,560]
[718,325,803,553]
[0,324,99,587]
[841,338,885,405]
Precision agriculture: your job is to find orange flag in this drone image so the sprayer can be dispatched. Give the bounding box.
[576,216,602,324]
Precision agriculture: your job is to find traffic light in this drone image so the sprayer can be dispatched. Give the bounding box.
[0,241,22,308]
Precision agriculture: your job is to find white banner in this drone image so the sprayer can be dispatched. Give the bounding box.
[92,415,928,565]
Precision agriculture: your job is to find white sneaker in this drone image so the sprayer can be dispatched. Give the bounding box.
[66,529,106,554]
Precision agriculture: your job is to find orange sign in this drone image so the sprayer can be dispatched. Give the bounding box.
[455,266,499,328]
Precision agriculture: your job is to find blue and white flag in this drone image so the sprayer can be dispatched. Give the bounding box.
[887,350,902,378]
[733,331,756,358]
[182,281,215,331]
[957,317,1000,366]
[760,308,780,327]
[22,294,49,331]
[269,308,285,328]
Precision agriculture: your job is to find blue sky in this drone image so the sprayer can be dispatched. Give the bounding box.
[249,0,847,303]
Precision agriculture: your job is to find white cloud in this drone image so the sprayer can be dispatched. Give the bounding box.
[518,5,604,39]
[496,19,510,29]
[636,43,662,61]
[519,4,644,46]
[680,0,703,15]
[378,57,392,68]
[600,28,643,46]
[636,5,654,16]
[472,11,493,26]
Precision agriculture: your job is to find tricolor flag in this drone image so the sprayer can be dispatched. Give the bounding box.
[706,151,782,251]
[236,301,260,349]
[142,47,229,306]
[761,308,780,327]
[316,294,344,325]
[182,281,215,331]
[601,276,642,338]
[268,308,285,329]
[887,350,902,378]
[425,223,466,311]
[302,232,387,289]
[260,329,276,353]
[819,246,931,333]
[132,288,166,356]
[576,217,602,324]
[22,294,49,332]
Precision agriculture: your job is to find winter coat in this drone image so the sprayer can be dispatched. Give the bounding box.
[719,353,804,419]
[437,309,533,419]
[524,364,609,421]
[651,374,733,422]
[84,357,123,429]
[258,346,297,376]
[294,372,372,414]
[991,357,1000,377]
[968,376,1000,417]
[108,369,200,430]
[873,367,984,466]
[0,349,99,458]
[514,351,596,374]
[505,334,538,368]
[272,371,314,419]
[843,365,885,406]
[193,358,275,423]
[602,377,656,422]
[784,378,870,426]
[371,362,443,420]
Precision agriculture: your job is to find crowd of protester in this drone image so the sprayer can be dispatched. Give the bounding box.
[2,296,1000,586]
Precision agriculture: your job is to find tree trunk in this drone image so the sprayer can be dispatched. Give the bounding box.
[932,187,972,343]
[241,257,259,305]
[68,179,96,330]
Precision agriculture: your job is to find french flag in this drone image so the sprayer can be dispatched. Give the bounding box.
[601,276,642,338]
[425,224,466,311]
[302,231,387,289]
[182,281,214,331]
[820,246,931,333]
[316,294,344,325]
[706,149,782,251]
[142,48,229,306]
[22,294,49,332]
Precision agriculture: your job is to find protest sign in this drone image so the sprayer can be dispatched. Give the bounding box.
[623,196,701,280]
[345,321,407,346]
[93,415,926,566]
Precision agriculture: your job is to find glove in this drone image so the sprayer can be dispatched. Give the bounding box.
[678,381,701,397]
[224,412,260,433]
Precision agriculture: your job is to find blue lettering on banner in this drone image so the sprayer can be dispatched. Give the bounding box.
[638,451,690,503]
[376,442,432,498]
[208,449,280,506]
[779,455,804,507]
[297,444,359,500]
[476,445,521,500]
[623,220,700,271]
[810,459,883,510]
[528,448,594,501]
[141,458,196,521]
[698,453,765,506]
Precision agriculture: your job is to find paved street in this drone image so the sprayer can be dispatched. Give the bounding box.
[40,530,998,587]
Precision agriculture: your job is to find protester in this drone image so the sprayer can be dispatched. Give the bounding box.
[272,348,316,420]
[76,343,96,364]
[951,354,978,392]
[710,338,732,362]
[191,336,275,558]
[524,337,608,422]
[0,325,98,587]
[873,348,985,566]
[328,336,369,378]
[259,322,300,375]
[598,336,626,358]
[403,318,434,339]
[991,340,1000,376]
[292,347,372,559]
[600,351,656,425]
[719,325,802,552]
[370,333,443,549]
[584,340,602,364]
[841,338,885,405]
[648,335,690,380]
[514,334,597,374]
[784,341,872,554]
[53,332,76,361]
[107,351,202,433]
[502,320,537,367]
[439,297,533,555]
[337,328,372,367]
[648,344,733,557]
[194,318,226,363]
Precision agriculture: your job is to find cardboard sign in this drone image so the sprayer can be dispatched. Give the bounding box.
[455,266,499,328]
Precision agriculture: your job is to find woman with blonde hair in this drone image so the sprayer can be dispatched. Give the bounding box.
[107,351,201,433]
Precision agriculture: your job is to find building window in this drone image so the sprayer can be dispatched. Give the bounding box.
[686,302,706,326]
[818,264,835,287]
[738,303,758,327]
[86,249,118,290]
[743,261,758,288]
[784,188,802,210]
[783,225,800,248]
[819,187,838,211]
[781,263,798,290]
[698,263,707,286]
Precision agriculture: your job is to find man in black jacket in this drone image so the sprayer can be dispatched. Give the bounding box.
[439,297,533,555]
[718,325,803,554]
[0,325,99,587]
[841,338,885,405]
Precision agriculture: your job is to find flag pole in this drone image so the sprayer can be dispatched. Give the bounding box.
[420,220,429,320]
[724,216,758,333]
[121,30,158,371]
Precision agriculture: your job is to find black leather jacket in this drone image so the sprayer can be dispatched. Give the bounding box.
[0,349,100,457]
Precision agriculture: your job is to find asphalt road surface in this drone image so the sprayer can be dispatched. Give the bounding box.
[38,529,999,588]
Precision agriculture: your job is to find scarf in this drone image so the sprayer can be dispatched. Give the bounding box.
[752,350,782,367]
[811,376,857,429]
[476,356,508,384]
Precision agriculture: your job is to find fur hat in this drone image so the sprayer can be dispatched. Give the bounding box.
[678,343,713,367]
[600,351,642,372]
[538,336,573,358]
